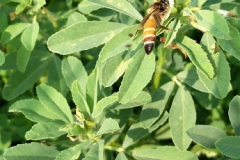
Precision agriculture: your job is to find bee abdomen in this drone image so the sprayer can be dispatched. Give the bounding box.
[143,17,156,54]
[143,33,155,54]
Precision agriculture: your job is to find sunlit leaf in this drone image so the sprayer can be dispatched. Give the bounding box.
[229,96,240,136]
[187,125,227,149]
[169,86,196,151]
[3,143,59,160]
[47,22,127,55]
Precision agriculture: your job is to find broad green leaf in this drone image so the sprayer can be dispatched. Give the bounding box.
[101,51,133,87]
[2,57,48,100]
[187,125,227,149]
[197,51,231,99]
[48,55,68,96]
[194,10,230,39]
[115,91,151,109]
[132,146,198,160]
[119,13,136,25]
[226,17,240,32]
[17,45,31,72]
[229,96,240,136]
[98,24,138,63]
[36,84,73,123]
[174,34,214,79]
[21,22,39,51]
[62,56,88,95]
[217,24,240,61]
[177,68,209,93]
[169,86,196,151]
[71,80,90,118]
[206,2,240,16]
[140,81,175,129]
[87,0,142,21]
[47,22,127,55]
[15,3,27,14]
[25,121,66,140]
[78,0,103,14]
[216,136,240,159]
[1,23,29,44]
[0,50,5,66]
[56,142,92,160]
[96,118,120,136]
[3,142,59,160]
[66,12,87,27]
[9,99,63,123]
[118,47,155,104]
[192,91,218,110]
[83,140,104,160]
[92,95,117,118]
[86,69,99,112]
[115,152,128,160]
[123,112,168,149]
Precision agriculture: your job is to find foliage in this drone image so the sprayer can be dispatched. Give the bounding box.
[0,0,240,159]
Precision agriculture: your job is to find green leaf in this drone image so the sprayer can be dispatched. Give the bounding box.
[187,125,227,149]
[206,2,240,16]
[197,51,231,99]
[62,56,88,95]
[1,23,29,44]
[78,0,103,14]
[140,81,175,129]
[194,10,230,39]
[115,91,151,109]
[115,152,128,160]
[9,99,63,123]
[36,84,73,123]
[101,51,133,87]
[0,50,5,66]
[98,24,138,63]
[3,142,59,160]
[216,136,240,159]
[83,140,104,160]
[71,80,90,118]
[66,12,87,27]
[48,55,68,96]
[2,57,48,100]
[92,95,117,118]
[15,3,27,14]
[174,34,214,79]
[96,118,120,136]
[87,0,142,21]
[177,68,209,93]
[47,22,127,55]
[118,47,155,104]
[56,142,92,160]
[169,86,196,151]
[217,23,240,61]
[86,69,99,112]
[21,22,39,51]
[226,17,240,32]
[17,45,31,72]
[132,146,198,160]
[123,112,168,149]
[25,121,66,140]
[164,18,181,47]
[229,96,240,136]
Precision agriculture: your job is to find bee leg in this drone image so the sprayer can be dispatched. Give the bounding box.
[153,14,174,31]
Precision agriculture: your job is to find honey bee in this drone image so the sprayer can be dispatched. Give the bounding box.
[138,0,174,54]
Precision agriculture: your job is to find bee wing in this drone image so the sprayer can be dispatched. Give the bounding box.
[138,5,159,30]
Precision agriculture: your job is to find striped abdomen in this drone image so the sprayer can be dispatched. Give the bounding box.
[143,16,157,54]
